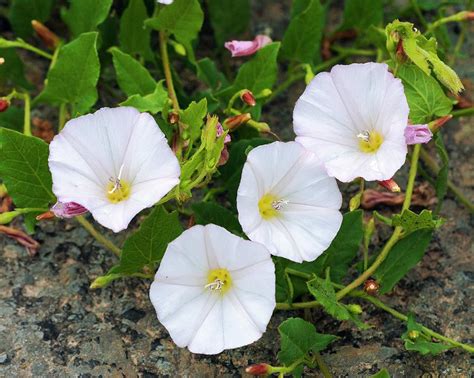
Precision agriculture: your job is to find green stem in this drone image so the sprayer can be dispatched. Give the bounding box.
[335,145,421,300]
[330,46,377,56]
[23,92,31,136]
[271,357,307,375]
[451,107,474,118]
[76,215,121,257]
[419,147,474,213]
[159,31,179,112]
[9,39,54,60]
[58,103,67,131]
[314,352,332,378]
[427,11,471,33]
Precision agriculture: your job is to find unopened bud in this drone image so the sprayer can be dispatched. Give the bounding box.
[395,39,407,63]
[0,57,5,65]
[36,211,55,221]
[347,304,363,315]
[0,99,10,112]
[172,42,186,56]
[245,363,271,376]
[464,11,474,21]
[31,20,60,49]
[363,279,380,296]
[240,90,256,107]
[428,115,452,133]
[0,210,22,224]
[51,201,88,218]
[168,111,179,125]
[408,330,420,340]
[378,178,401,193]
[223,113,251,130]
[349,192,362,212]
[257,89,272,99]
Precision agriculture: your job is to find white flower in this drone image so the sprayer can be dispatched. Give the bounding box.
[49,107,180,232]
[237,141,343,263]
[293,63,409,182]
[157,0,173,4]
[149,224,275,355]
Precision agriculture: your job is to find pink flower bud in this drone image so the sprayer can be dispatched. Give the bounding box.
[224,35,272,57]
[216,122,231,144]
[378,178,401,193]
[429,115,452,132]
[0,99,9,112]
[245,363,271,376]
[51,202,88,218]
[404,124,432,145]
[216,123,231,166]
[223,113,251,130]
[240,90,256,106]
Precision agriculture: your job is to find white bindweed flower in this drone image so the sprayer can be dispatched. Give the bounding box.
[49,107,180,232]
[157,0,173,4]
[149,224,275,355]
[293,63,409,182]
[237,141,343,263]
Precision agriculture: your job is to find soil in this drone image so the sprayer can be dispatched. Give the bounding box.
[0,1,473,377]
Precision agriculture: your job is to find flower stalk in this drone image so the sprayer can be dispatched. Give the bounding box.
[75,215,121,257]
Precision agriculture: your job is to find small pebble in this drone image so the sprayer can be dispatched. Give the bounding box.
[0,352,8,364]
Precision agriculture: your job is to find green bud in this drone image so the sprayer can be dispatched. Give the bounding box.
[0,210,22,225]
[90,273,121,289]
[347,304,363,315]
[363,217,375,248]
[349,192,362,212]
[304,64,315,84]
[408,330,420,340]
[169,40,186,56]
[0,183,8,197]
[256,88,272,98]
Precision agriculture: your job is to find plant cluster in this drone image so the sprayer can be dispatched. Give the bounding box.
[0,0,473,376]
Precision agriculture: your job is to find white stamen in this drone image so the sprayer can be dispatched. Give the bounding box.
[357,130,370,142]
[205,279,224,291]
[272,199,288,211]
[108,164,125,194]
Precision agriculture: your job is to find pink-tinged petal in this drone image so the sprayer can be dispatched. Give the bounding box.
[224,35,272,57]
[51,201,88,218]
[405,124,433,145]
[216,122,231,144]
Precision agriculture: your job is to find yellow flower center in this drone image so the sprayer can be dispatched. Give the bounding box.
[206,268,232,294]
[358,130,383,153]
[259,193,286,220]
[106,180,131,203]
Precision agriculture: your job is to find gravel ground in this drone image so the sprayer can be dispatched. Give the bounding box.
[1,1,473,377]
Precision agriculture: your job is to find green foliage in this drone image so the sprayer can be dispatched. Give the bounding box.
[110,47,156,97]
[307,275,369,328]
[392,209,444,236]
[61,0,113,38]
[232,43,280,94]
[341,0,383,32]
[120,81,168,114]
[370,369,391,378]
[402,314,451,355]
[119,0,152,59]
[278,317,337,368]
[397,64,452,124]
[197,58,229,91]
[208,0,250,47]
[281,0,325,64]
[180,99,208,142]
[192,202,242,235]
[0,107,24,133]
[375,230,433,294]
[36,32,100,114]
[9,0,54,38]
[0,49,32,89]
[434,133,449,214]
[0,128,55,208]
[146,0,204,44]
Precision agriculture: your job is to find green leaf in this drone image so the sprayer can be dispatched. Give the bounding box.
[233,43,280,94]
[180,98,207,142]
[278,317,337,366]
[401,314,451,355]
[370,368,391,378]
[433,133,449,214]
[0,128,55,208]
[9,0,54,38]
[281,0,325,64]
[36,32,100,114]
[197,58,229,91]
[307,276,351,321]
[340,0,383,32]
[120,81,168,114]
[392,209,444,236]
[0,49,32,89]
[0,106,24,132]
[145,0,203,44]
[114,206,183,274]
[208,0,250,47]
[61,0,113,38]
[192,202,242,235]
[375,230,433,294]
[110,47,156,97]
[397,64,452,124]
[119,0,152,59]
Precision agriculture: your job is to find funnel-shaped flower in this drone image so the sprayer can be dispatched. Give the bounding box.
[224,35,272,57]
[294,63,409,182]
[237,141,343,263]
[49,107,180,232]
[150,224,275,355]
